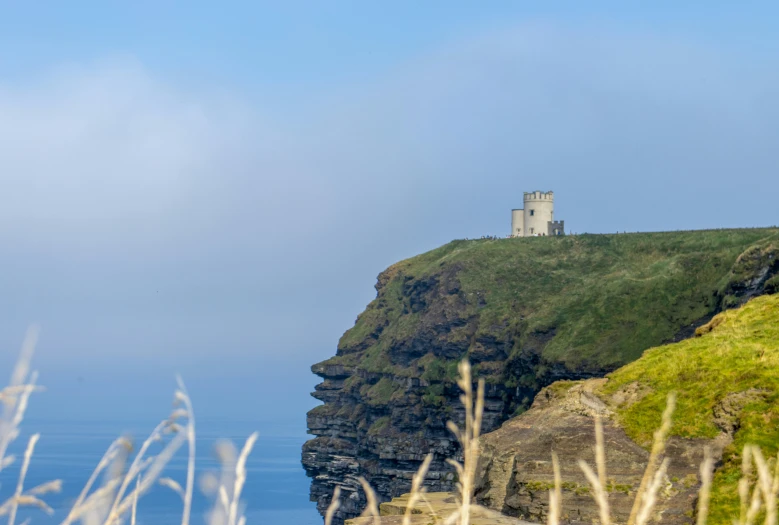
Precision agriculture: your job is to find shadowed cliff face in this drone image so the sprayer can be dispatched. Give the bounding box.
[302,231,779,523]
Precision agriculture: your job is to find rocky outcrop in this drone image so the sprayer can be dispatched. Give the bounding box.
[720,243,779,305]
[303,232,779,523]
[302,368,512,522]
[474,377,756,525]
[346,492,539,525]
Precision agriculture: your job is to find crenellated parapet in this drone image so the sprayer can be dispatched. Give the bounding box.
[523,190,555,202]
[512,190,564,237]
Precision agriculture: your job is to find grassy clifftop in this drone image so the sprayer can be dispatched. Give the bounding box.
[600,293,779,523]
[306,228,779,521]
[324,228,779,398]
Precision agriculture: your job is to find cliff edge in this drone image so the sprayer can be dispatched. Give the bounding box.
[303,229,779,522]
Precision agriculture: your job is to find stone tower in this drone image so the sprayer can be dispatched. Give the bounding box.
[511,191,565,237]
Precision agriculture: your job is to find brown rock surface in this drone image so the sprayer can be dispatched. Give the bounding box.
[346,492,538,525]
[475,380,724,525]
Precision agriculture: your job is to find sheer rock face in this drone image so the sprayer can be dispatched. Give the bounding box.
[300,263,590,524]
[302,235,779,524]
[301,367,513,523]
[475,380,728,525]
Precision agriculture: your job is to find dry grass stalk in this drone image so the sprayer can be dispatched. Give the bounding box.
[445,360,484,525]
[175,376,196,525]
[752,447,777,525]
[106,420,169,519]
[420,494,442,523]
[739,445,768,525]
[634,457,670,525]
[578,460,611,525]
[734,445,779,525]
[228,432,258,525]
[324,486,342,525]
[577,415,613,525]
[203,432,259,525]
[0,327,62,524]
[443,509,462,525]
[159,477,185,500]
[104,419,186,523]
[26,480,63,497]
[0,433,61,521]
[131,475,139,525]
[358,476,382,525]
[0,326,43,475]
[595,414,610,525]
[626,392,676,525]
[61,384,187,524]
[8,433,41,525]
[773,452,779,499]
[739,446,754,525]
[595,415,608,491]
[60,437,131,525]
[695,447,713,525]
[201,438,237,525]
[156,377,196,525]
[403,453,433,525]
[547,452,562,525]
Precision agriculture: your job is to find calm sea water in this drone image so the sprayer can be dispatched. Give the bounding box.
[1,418,321,525]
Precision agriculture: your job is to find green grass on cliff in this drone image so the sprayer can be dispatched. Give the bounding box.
[599,293,779,524]
[328,228,779,383]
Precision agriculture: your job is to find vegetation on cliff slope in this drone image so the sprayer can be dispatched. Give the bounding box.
[599,293,779,523]
[320,228,779,410]
[306,229,779,522]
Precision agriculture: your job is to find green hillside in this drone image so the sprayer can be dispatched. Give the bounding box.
[600,293,779,523]
[306,228,779,522]
[323,228,779,410]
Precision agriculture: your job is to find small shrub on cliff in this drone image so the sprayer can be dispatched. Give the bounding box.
[368,417,391,436]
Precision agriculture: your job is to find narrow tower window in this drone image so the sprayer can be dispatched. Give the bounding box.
[530,210,535,216]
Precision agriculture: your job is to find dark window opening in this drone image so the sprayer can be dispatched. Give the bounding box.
[530,210,535,216]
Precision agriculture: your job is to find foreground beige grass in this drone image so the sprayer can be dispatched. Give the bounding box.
[2,330,777,525]
[0,326,256,525]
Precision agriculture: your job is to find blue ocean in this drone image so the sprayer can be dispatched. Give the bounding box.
[1,417,321,525]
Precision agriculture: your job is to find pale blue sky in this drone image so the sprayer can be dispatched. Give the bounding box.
[0,2,777,424]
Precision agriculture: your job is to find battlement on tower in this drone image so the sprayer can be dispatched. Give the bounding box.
[523,191,554,202]
[512,190,564,237]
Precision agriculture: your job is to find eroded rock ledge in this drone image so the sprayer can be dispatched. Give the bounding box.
[475,379,750,524]
[346,492,539,525]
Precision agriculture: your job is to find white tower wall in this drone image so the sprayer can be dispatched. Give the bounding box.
[511,209,524,237]
[523,191,554,236]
